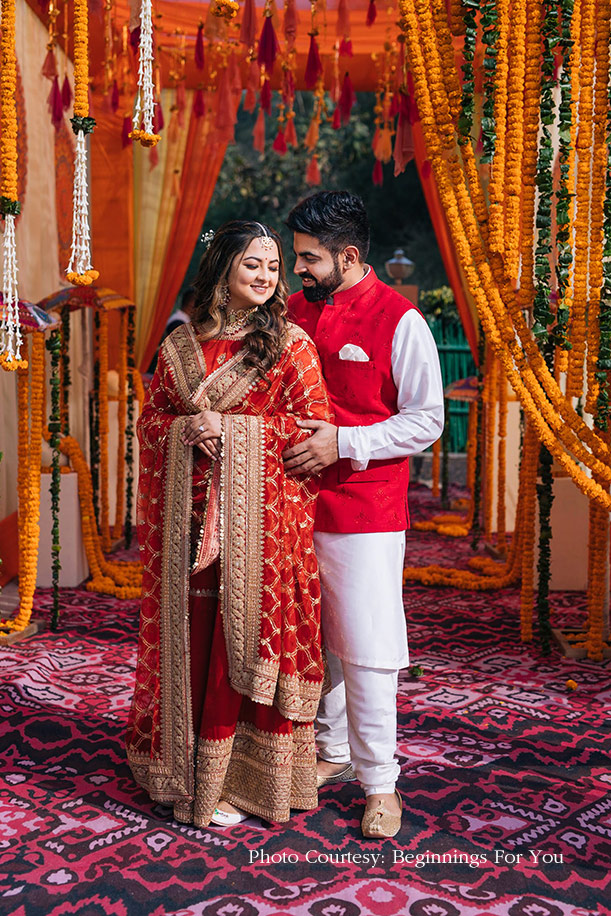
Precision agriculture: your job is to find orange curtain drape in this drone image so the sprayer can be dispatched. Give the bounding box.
[139,110,230,372]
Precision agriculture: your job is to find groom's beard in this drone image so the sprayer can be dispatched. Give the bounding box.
[300,258,343,302]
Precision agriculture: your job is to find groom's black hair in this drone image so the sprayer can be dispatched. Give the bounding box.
[286,190,370,262]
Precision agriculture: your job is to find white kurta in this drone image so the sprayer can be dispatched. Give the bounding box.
[316,309,445,669]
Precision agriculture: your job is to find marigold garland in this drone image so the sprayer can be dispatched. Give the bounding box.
[399,0,611,512]
[486,0,510,257]
[1,335,44,632]
[502,0,527,281]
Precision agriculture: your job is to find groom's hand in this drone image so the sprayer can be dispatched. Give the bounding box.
[283,420,339,475]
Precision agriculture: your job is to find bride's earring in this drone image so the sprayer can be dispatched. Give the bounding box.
[220,285,230,308]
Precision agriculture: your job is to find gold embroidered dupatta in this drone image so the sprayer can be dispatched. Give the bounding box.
[127,323,330,804]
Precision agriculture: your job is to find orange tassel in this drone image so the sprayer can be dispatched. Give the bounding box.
[306,155,321,185]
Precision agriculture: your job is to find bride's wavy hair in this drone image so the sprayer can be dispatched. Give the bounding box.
[193,220,289,380]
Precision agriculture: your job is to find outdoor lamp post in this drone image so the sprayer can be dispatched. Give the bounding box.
[384,249,415,285]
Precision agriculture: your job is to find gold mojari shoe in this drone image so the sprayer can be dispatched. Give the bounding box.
[316,762,357,789]
[361,790,402,838]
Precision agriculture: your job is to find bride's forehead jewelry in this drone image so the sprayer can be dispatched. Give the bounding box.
[201,229,215,249]
[255,222,275,250]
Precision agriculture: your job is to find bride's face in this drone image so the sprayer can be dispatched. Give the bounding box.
[226,237,280,310]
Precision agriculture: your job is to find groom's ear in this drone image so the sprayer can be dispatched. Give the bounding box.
[341,245,361,269]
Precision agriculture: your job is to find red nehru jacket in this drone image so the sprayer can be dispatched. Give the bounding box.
[289,268,419,534]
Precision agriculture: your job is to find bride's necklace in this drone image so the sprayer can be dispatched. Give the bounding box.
[222,305,259,337]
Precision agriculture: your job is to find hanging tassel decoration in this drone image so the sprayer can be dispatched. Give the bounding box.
[305,33,323,89]
[338,72,355,125]
[110,78,120,113]
[285,111,298,146]
[332,105,341,129]
[260,77,272,114]
[273,128,287,154]
[366,0,377,26]
[240,0,257,47]
[42,47,58,80]
[372,158,383,186]
[253,107,266,152]
[337,0,352,56]
[304,114,320,149]
[49,75,64,129]
[258,12,280,75]
[130,0,160,147]
[393,92,414,176]
[194,87,206,118]
[306,154,321,185]
[61,74,72,111]
[195,22,205,70]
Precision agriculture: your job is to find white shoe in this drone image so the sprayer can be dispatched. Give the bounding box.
[210,804,249,826]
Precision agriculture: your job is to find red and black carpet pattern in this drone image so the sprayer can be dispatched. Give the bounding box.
[1,485,610,916]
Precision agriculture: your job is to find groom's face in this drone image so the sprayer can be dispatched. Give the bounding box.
[292,233,343,303]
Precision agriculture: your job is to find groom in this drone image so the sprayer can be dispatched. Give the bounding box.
[284,190,444,837]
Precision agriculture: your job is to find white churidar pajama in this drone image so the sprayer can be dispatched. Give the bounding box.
[315,309,445,793]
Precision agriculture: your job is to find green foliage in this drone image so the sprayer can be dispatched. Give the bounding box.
[180,92,447,296]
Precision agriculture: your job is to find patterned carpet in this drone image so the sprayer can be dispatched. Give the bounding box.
[1,484,610,916]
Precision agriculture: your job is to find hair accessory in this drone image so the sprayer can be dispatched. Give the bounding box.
[255,222,275,250]
[201,229,215,249]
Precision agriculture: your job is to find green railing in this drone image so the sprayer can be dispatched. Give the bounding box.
[428,319,476,453]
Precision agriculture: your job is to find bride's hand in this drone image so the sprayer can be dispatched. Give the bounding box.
[182,410,223,448]
[197,437,221,461]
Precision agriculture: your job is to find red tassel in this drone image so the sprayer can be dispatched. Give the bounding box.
[253,108,266,152]
[195,23,205,70]
[122,115,132,148]
[153,97,164,133]
[372,159,383,186]
[61,75,72,111]
[285,116,298,146]
[339,38,353,57]
[273,129,287,155]
[366,0,377,26]
[42,48,57,80]
[393,113,414,177]
[258,15,280,75]
[260,78,272,115]
[305,34,323,89]
[306,155,321,186]
[149,145,159,170]
[338,73,355,125]
[110,79,120,113]
[49,76,63,129]
[332,106,341,130]
[284,0,298,45]
[240,0,257,47]
[194,88,206,118]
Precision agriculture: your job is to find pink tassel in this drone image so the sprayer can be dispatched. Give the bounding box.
[338,73,355,125]
[332,106,341,130]
[306,155,321,186]
[285,116,298,146]
[305,34,323,89]
[258,15,280,74]
[260,78,272,115]
[253,108,266,152]
[366,0,377,26]
[284,0,298,45]
[339,38,353,57]
[122,115,133,148]
[149,145,159,170]
[272,129,287,155]
[153,98,164,133]
[49,76,63,129]
[61,74,72,111]
[110,79,120,113]
[195,22,205,70]
[372,159,383,186]
[42,48,57,80]
[240,0,257,47]
[194,88,206,118]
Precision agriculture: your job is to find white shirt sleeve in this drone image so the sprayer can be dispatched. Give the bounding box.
[337,310,445,470]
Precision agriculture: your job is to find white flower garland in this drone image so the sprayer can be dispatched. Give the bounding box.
[0,213,22,363]
[131,0,160,145]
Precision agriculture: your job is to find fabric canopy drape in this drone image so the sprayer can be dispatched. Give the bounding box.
[135,90,238,372]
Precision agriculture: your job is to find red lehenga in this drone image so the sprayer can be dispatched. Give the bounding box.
[126,322,333,825]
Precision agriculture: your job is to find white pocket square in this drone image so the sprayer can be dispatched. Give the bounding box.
[339,344,370,362]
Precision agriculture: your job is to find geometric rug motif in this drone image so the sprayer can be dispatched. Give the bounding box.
[1,485,610,916]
